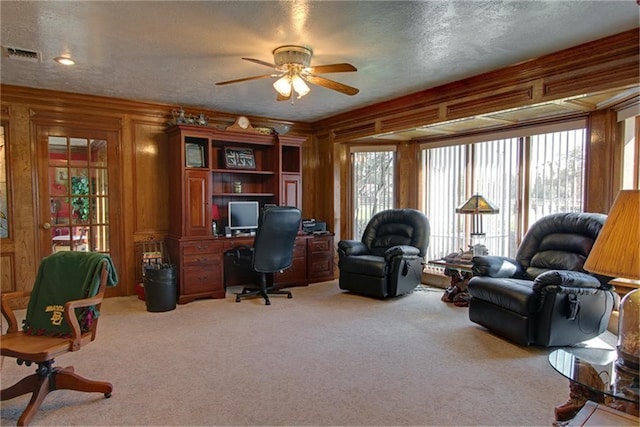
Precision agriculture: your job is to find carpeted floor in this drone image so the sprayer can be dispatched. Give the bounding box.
[0,280,615,426]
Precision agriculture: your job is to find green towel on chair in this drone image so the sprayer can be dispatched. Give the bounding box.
[23,251,118,337]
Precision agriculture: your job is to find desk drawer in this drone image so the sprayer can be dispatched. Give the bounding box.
[223,238,253,251]
[308,237,332,254]
[183,240,221,255]
[308,255,334,279]
[183,253,219,268]
[183,264,223,294]
[275,256,306,285]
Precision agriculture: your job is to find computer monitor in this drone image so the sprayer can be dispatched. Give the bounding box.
[228,201,259,233]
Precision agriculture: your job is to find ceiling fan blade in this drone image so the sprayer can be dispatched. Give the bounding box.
[304,75,359,96]
[215,74,274,86]
[242,57,278,69]
[308,63,357,74]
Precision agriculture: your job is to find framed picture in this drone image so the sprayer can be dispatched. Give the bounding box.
[185,143,205,167]
[224,147,256,169]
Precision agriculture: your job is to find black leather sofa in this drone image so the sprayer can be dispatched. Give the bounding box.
[467,212,615,347]
[337,208,430,298]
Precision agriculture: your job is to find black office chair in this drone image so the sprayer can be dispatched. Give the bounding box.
[231,206,302,305]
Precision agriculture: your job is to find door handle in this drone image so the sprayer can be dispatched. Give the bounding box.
[42,222,52,230]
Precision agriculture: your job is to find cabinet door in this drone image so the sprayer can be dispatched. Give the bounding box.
[281,173,301,209]
[184,170,209,236]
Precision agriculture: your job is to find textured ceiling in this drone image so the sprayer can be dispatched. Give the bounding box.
[1,1,638,123]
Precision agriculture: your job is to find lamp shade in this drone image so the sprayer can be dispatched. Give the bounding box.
[291,74,310,98]
[211,203,220,221]
[456,194,499,214]
[273,76,292,97]
[583,190,640,280]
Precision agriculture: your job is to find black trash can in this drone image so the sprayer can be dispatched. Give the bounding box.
[144,265,177,312]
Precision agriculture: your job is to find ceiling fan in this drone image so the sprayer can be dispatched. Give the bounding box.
[216,45,359,101]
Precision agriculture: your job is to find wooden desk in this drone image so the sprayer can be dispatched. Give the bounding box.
[166,233,334,304]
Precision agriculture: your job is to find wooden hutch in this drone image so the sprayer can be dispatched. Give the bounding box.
[165,123,333,304]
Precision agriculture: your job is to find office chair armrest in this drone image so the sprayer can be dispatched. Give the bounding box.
[1,291,31,333]
[384,245,420,262]
[337,240,369,257]
[471,255,522,278]
[64,293,104,351]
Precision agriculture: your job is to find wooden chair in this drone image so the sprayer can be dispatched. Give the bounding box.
[1,252,115,426]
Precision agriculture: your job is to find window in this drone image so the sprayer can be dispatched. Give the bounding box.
[528,130,586,224]
[350,148,395,239]
[422,120,587,260]
[621,115,639,190]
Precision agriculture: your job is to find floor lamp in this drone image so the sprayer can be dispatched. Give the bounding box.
[583,189,640,378]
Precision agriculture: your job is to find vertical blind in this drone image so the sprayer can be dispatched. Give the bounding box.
[422,123,586,260]
[351,150,395,239]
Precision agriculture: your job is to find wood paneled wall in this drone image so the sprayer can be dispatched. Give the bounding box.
[0,90,311,298]
[0,29,637,298]
[308,29,639,243]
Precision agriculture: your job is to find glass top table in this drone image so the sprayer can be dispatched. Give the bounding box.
[548,347,639,404]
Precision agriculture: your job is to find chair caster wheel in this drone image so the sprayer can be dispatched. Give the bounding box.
[235,296,241,302]
[265,300,271,305]
[105,393,112,398]
[287,294,292,299]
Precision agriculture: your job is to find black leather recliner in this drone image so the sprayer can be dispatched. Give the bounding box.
[337,209,430,298]
[467,212,615,347]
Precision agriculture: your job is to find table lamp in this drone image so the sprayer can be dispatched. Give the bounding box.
[583,189,640,377]
[456,193,499,256]
[455,193,500,236]
[211,203,220,236]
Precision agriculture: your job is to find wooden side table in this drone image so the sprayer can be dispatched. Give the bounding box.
[427,259,474,306]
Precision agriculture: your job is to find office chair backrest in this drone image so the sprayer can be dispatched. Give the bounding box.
[252,206,301,273]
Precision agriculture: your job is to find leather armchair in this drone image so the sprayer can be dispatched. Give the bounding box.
[337,209,430,298]
[467,212,615,347]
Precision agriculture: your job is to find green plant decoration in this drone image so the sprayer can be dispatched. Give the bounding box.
[71,175,90,222]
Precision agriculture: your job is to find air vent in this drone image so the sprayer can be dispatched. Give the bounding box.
[2,46,41,62]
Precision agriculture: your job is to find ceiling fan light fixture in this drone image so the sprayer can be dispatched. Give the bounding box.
[291,74,310,98]
[273,45,312,69]
[273,76,292,97]
[217,44,358,99]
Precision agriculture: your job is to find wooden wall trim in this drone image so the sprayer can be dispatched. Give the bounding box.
[314,29,639,142]
[1,85,171,119]
[0,84,314,137]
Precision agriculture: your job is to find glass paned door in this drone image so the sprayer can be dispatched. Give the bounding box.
[36,124,121,296]
[48,136,110,253]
